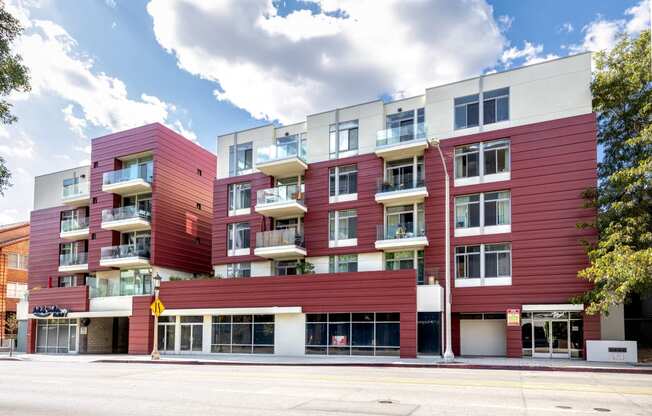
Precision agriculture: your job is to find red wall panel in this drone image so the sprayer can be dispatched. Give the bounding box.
[128,295,154,355]
[28,286,89,312]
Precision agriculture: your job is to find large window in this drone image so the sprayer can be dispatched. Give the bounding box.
[329,120,359,159]
[455,191,510,232]
[227,222,250,254]
[157,316,176,352]
[229,142,253,176]
[329,254,358,273]
[455,243,511,284]
[385,250,425,285]
[329,164,357,197]
[482,88,509,125]
[383,157,424,191]
[329,209,357,244]
[384,204,425,239]
[274,259,299,276]
[454,94,479,129]
[35,319,77,354]
[305,313,400,356]
[226,262,251,278]
[211,314,274,354]
[7,253,28,270]
[454,140,510,182]
[383,108,426,143]
[180,316,203,352]
[119,268,152,296]
[228,182,251,212]
[6,282,27,298]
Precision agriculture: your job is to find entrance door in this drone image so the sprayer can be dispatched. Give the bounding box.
[180,316,203,352]
[532,319,570,358]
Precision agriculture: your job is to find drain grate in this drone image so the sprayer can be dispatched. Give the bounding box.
[379,399,395,404]
[594,409,611,413]
[556,405,572,410]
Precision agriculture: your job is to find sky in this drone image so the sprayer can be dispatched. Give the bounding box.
[0,0,650,224]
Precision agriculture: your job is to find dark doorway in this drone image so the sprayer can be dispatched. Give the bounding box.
[418,312,441,355]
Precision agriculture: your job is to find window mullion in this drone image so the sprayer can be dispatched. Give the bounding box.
[479,142,485,181]
[479,193,485,232]
[480,244,485,284]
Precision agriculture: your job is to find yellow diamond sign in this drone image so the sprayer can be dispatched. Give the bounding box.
[150,299,165,317]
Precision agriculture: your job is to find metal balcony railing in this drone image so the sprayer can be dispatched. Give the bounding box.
[59,252,88,266]
[376,223,426,240]
[256,139,307,164]
[100,243,151,260]
[376,122,427,148]
[256,185,305,205]
[255,229,305,249]
[102,162,153,186]
[102,206,151,222]
[377,175,425,193]
[62,180,89,199]
[60,217,89,233]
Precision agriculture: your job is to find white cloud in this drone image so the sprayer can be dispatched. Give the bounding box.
[560,22,574,33]
[497,15,514,32]
[105,0,116,9]
[501,41,559,68]
[625,0,651,33]
[62,104,88,138]
[147,0,506,124]
[0,209,21,225]
[0,126,35,159]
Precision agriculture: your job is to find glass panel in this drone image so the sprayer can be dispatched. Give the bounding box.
[418,312,440,355]
[192,326,203,351]
[306,323,327,346]
[551,321,569,354]
[232,323,252,345]
[254,323,274,345]
[375,323,400,347]
[351,323,373,346]
[483,98,496,124]
[533,321,549,354]
[522,322,532,349]
[165,325,175,351]
[180,326,191,351]
[328,323,350,346]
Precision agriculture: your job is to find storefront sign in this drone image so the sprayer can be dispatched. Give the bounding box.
[506,309,521,326]
[32,305,68,318]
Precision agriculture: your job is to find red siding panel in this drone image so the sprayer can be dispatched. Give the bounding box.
[129,295,154,355]
[28,286,89,312]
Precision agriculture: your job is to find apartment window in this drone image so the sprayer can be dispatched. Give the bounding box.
[7,253,28,270]
[275,260,299,276]
[454,94,479,129]
[483,88,509,125]
[228,182,251,212]
[212,314,275,354]
[227,222,250,252]
[6,282,27,298]
[455,245,481,279]
[197,168,202,176]
[228,141,253,176]
[384,203,425,239]
[226,262,251,278]
[59,276,75,288]
[329,165,357,197]
[385,250,425,285]
[329,254,358,273]
[385,108,425,142]
[454,140,510,181]
[329,120,359,159]
[329,209,357,242]
[456,243,512,284]
[455,191,510,231]
[484,244,511,278]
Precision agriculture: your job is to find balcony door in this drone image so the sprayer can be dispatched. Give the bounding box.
[385,108,425,142]
[384,157,423,190]
[385,203,424,239]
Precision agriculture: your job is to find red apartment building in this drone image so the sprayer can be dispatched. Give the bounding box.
[19,52,624,359]
[1,222,29,346]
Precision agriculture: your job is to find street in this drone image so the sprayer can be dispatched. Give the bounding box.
[1,361,651,415]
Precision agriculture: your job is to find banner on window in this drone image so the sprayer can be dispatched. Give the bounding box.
[331,335,348,346]
[506,309,520,326]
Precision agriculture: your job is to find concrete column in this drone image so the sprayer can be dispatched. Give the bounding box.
[274,313,305,356]
[202,315,211,354]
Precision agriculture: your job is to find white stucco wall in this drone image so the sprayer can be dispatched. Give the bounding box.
[274,313,306,356]
[33,166,90,210]
[601,304,625,341]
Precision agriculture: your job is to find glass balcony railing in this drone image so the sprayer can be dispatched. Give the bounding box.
[377,223,426,240]
[102,162,153,186]
[59,252,88,267]
[60,217,89,233]
[256,139,307,164]
[87,274,152,298]
[256,185,305,205]
[62,181,90,199]
[376,122,427,148]
[377,175,425,193]
[255,229,305,249]
[100,243,151,260]
[102,206,151,223]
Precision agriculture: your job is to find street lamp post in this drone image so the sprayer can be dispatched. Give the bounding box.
[429,138,454,362]
[151,273,161,361]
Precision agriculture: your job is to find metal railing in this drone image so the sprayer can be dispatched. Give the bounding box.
[102,162,153,186]
[377,175,425,193]
[255,229,305,249]
[102,206,151,222]
[62,180,89,199]
[256,139,307,164]
[60,217,89,233]
[376,122,427,148]
[376,223,426,240]
[100,243,151,260]
[256,185,305,205]
[59,252,88,266]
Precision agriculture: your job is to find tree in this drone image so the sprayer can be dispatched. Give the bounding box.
[0,1,31,196]
[5,313,17,356]
[576,30,652,314]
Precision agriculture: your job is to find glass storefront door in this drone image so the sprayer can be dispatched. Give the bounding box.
[526,312,576,358]
[180,316,203,352]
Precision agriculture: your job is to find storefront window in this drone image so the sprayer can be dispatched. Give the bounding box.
[35,319,77,353]
[211,315,274,354]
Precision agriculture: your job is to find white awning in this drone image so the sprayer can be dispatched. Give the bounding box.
[28,310,132,319]
[161,306,302,317]
[522,304,584,312]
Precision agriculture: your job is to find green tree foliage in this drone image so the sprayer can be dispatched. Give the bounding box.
[0,1,31,196]
[577,30,652,314]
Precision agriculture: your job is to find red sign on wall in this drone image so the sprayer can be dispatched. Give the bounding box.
[506,309,521,326]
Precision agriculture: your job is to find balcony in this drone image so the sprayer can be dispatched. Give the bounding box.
[101,206,151,232]
[102,162,153,195]
[58,252,88,273]
[59,217,90,240]
[61,180,90,205]
[255,140,307,177]
[375,223,428,250]
[254,229,306,259]
[375,123,429,160]
[375,177,429,205]
[255,185,307,218]
[99,243,151,268]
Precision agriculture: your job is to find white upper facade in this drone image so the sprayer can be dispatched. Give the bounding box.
[217,53,592,179]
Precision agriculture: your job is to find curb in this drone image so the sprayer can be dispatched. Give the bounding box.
[91,359,652,374]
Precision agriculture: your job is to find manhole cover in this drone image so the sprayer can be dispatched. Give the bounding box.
[594,409,611,413]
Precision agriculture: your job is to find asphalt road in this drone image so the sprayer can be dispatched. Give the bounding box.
[1,360,651,415]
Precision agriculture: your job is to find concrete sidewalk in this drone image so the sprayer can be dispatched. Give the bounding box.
[3,352,651,373]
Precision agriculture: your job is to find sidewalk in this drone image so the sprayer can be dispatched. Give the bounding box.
[3,352,651,374]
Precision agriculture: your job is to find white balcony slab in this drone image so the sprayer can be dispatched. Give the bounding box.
[58,263,88,273]
[89,296,134,313]
[99,257,150,268]
[375,187,429,205]
[59,228,89,240]
[255,200,307,218]
[102,178,151,195]
[374,236,429,251]
[256,157,307,177]
[254,245,307,259]
[375,139,428,161]
[61,194,90,206]
[101,217,151,232]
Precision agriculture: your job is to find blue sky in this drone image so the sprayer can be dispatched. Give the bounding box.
[0,0,649,223]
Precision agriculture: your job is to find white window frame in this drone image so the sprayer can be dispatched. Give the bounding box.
[454,140,511,187]
[454,94,480,130]
[482,88,510,125]
[227,222,251,256]
[229,141,253,177]
[329,120,359,159]
[329,164,358,203]
[455,191,511,237]
[228,182,251,216]
[329,254,358,273]
[226,262,251,278]
[7,253,28,270]
[455,243,512,288]
[6,282,27,299]
[328,209,357,248]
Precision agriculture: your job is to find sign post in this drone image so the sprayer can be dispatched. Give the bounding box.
[150,274,163,360]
